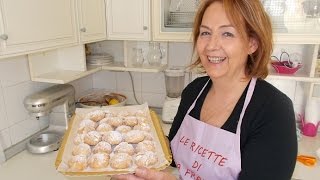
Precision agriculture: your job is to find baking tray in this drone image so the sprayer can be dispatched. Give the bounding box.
[55,103,172,176]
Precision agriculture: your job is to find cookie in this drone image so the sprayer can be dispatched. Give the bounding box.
[96,123,113,133]
[77,119,97,134]
[72,143,91,156]
[124,130,145,143]
[92,141,112,154]
[142,132,153,141]
[84,131,101,146]
[85,110,105,122]
[102,131,123,145]
[110,153,132,169]
[133,123,151,132]
[115,125,132,134]
[73,133,85,145]
[136,140,156,153]
[123,116,138,127]
[68,155,88,171]
[107,117,123,127]
[114,142,135,155]
[134,151,158,167]
[88,153,110,169]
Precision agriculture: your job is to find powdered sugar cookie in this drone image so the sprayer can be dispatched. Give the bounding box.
[118,111,130,118]
[92,141,112,154]
[96,123,113,133]
[124,130,145,143]
[73,133,85,145]
[136,116,148,124]
[115,125,132,134]
[107,117,123,127]
[133,123,151,132]
[142,132,153,141]
[88,153,110,169]
[72,143,91,156]
[114,142,135,155]
[123,116,138,127]
[136,140,156,153]
[78,119,97,134]
[85,110,105,122]
[68,155,88,171]
[134,151,158,167]
[110,153,132,169]
[104,109,117,118]
[84,131,101,146]
[102,131,123,145]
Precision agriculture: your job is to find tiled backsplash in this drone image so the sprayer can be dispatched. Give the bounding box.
[0,42,310,163]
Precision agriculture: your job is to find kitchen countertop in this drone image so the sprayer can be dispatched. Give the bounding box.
[0,120,319,180]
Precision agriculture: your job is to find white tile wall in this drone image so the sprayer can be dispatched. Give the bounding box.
[92,71,117,91]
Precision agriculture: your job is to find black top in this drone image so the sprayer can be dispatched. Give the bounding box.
[168,76,297,180]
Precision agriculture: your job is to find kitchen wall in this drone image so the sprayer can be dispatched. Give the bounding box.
[0,42,309,163]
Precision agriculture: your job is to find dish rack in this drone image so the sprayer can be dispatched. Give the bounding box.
[165,0,199,28]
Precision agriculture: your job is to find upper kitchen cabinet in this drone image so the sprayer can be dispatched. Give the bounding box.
[0,0,78,58]
[153,0,320,44]
[265,0,320,44]
[106,0,151,41]
[152,0,196,42]
[76,0,107,43]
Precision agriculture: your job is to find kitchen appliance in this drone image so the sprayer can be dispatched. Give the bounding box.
[162,67,185,123]
[23,84,75,153]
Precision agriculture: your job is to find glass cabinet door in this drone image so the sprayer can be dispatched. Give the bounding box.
[263,0,319,33]
[154,0,320,43]
[162,0,199,32]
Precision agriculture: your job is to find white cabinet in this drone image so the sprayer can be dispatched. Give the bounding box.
[0,0,78,58]
[76,0,107,43]
[106,0,151,41]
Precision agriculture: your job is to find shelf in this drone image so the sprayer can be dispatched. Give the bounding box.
[31,65,101,84]
[101,62,168,73]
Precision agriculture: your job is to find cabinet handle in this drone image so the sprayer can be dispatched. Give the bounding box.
[80,28,86,32]
[0,34,8,40]
[143,26,148,30]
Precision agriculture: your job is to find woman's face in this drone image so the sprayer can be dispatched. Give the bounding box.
[196,2,257,80]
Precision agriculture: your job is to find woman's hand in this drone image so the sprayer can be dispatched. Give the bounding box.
[113,167,177,180]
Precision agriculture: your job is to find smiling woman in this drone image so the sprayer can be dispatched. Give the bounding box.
[113,1,297,180]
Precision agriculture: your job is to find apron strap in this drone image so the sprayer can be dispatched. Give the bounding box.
[186,79,211,115]
[236,77,257,134]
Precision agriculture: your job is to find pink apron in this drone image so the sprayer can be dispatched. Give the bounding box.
[171,78,257,180]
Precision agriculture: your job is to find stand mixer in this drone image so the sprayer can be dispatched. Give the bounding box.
[162,67,185,123]
[23,84,75,154]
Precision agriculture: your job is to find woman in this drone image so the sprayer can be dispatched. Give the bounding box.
[115,0,297,179]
